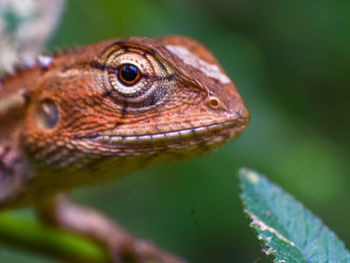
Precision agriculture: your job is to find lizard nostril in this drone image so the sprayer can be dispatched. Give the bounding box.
[207,96,220,109]
[37,99,58,130]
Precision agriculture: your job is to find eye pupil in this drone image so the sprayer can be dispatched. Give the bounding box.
[117,64,141,85]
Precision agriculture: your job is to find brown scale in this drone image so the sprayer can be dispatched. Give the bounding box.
[0,36,249,207]
[0,35,249,263]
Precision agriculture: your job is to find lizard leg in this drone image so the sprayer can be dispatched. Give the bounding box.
[36,194,185,263]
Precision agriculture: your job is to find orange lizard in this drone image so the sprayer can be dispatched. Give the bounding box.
[0,36,249,262]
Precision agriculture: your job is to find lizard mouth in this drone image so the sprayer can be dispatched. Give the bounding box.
[93,117,248,150]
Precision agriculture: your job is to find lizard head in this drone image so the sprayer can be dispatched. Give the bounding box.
[22,36,249,169]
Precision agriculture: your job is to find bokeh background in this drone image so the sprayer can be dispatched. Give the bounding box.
[1,0,349,262]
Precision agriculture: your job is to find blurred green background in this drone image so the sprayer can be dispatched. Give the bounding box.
[1,0,349,262]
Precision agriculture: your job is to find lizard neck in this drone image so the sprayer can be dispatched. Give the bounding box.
[0,131,233,209]
[0,67,41,127]
[0,67,42,208]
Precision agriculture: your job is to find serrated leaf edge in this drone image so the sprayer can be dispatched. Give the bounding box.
[246,210,296,247]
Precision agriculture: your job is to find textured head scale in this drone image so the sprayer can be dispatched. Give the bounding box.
[22,36,249,168]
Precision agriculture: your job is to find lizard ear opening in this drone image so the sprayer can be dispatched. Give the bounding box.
[36,99,58,130]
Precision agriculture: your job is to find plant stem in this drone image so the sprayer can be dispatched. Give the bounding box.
[0,211,109,263]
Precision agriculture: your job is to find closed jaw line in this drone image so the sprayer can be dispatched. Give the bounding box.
[94,119,241,145]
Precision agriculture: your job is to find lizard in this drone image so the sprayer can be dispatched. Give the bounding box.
[0,35,249,262]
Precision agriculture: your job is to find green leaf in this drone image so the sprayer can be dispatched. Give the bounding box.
[239,168,350,263]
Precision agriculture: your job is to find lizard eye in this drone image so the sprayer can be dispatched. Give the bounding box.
[103,45,173,107]
[117,64,141,86]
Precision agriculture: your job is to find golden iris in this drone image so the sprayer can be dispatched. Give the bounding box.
[117,64,141,86]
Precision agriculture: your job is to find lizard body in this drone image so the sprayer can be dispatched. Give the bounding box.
[0,36,249,208]
[0,35,248,262]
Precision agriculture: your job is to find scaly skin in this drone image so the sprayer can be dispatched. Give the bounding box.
[0,35,249,208]
[0,35,249,262]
